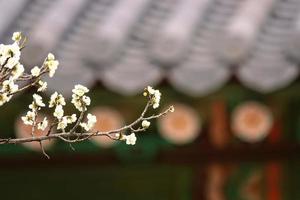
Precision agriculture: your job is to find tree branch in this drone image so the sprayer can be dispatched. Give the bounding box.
[0,103,173,145]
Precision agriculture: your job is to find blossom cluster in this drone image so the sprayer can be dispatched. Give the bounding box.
[0,32,59,107]
[6,32,96,134]
[0,32,172,149]
[116,132,137,145]
[114,86,166,145]
[21,93,48,131]
[22,84,97,133]
[0,33,22,105]
[144,86,161,109]
[71,85,91,112]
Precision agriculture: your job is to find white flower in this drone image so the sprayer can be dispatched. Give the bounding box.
[0,44,7,64]
[142,120,150,129]
[28,102,36,110]
[66,114,77,123]
[49,92,65,108]
[5,58,19,70]
[124,133,137,145]
[31,66,40,77]
[37,117,48,131]
[82,95,91,106]
[153,102,159,109]
[47,53,55,60]
[2,77,18,94]
[147,86,155,95]
[48,60,59,77]
[29,94,45,111]
[8,42,21,57]
[71,94,90,112]
[53,105,64,119]
[145,86,161,109]
[57,117,68,130]
[45,54,59,77]
[153,90,161,109]
[1,43,21,69]
[116,133,121,139]
[11,63,24,79]
[57,114,78,130]
[0,93,9,106]
[32,94,45,107]
[21,111,35,125]
[71,96,82,111]
[87,113,96,126]
[80,122,89,131]
[72,84,89,97]
[12,32,22,42]
[57,114,77,130]
[70,85,91,111]
[37,80,47,92]
[169,105,175,112]
[80,113,97,131]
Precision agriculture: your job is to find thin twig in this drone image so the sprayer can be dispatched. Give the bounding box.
[39,141,50,159]
[0,106,172,145]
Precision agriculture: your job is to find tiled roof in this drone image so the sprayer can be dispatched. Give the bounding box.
[1,0,300,97]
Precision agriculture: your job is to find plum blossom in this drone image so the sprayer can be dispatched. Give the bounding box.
[145,86,161,109]
[71,84,91,112]
[169,105,175,112]
[29,94,45,111]
[57,117,68,130]
[80,113,97,131]
[33,94,45,107]
[21,111,36,126]
[124,133,137,145]
[72,84,89,97]
[31,66,40,77]
[49,92,66,108]
[0,43,21,69]
[57,114,77,130]
[37,80,47,92]
[142,120,150,129]
[37,117,48,131]
[2,77,18,94]
[11,63,24,80]
[45,53,59,77]
[12,32,22,42]
[65,114,77,123]
[53,105,64,119]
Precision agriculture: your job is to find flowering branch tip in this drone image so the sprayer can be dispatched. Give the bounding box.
[0,32,173,158]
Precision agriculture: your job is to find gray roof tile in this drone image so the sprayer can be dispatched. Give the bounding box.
[0,0,29,38]
[237,0,299,92]
[148,0,211,66]
[21,0,88,67]
[101,56,163,95]
[2,0,300,96]
[169,61,230,96]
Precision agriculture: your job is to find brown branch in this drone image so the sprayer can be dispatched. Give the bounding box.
[39,141,50,159]
[0,105,172,145]
[0,34,176,157]
[9,76,41,96]
[0,131,115,144]
[69,111,85,134]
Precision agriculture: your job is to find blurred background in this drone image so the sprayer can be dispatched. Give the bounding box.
[1,0,300,199]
